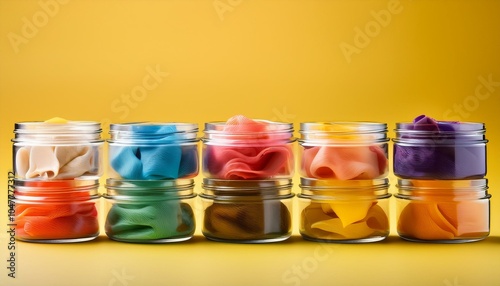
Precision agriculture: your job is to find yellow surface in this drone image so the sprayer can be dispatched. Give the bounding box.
[1,0,500,285]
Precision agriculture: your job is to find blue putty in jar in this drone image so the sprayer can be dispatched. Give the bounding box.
[108,123,199,180]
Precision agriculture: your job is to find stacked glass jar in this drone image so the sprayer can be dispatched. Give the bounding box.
[199,115,295,243]
[11,118,104,243]
[103,123,199,243]
[393,115,491,243]
[297,122,391,243]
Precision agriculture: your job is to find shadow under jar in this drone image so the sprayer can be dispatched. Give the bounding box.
[395,179,491,243]
[108,122,199,180]
[200,179,294,243]
[14,179,100,243]
[12,120,104,180]
[393,121,487,179]
[298,178,391,243]
[298,122,389,180]
[202,120,295,180]
[104,179,197,243]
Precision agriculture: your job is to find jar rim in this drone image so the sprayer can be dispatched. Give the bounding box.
[299,178,390,200]
[202,120,294,144]
[199,193,294,201]
[397,178,488,190]
[13,179,99,202]
[109,122,199,143]
[110,122,198,132]
[14,121,102,133]
[202,178,292,191]
[105,179,195,200]
[298,122,388,145]
[297,192,391,200]
[13,121,103,143]
[204,120,293,133]
[395,121,485,131]
[106,178,194,190]
[201,178,293,199]
[300,122,387,133]
[393,122,487,145]
[300,178,389,190]
[104,193,196,201]
[13,179,99,190]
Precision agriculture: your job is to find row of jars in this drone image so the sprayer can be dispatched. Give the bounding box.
[13,118,488,182]
[11,178,489,243]
[11,116,491,243]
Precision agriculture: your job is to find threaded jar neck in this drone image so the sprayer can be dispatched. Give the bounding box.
[200,178,293,200]
[104,179,195,201]
[109,122,198,144]
[298,178,390,200]
[299,122,388,146]
[13,121,103,144]
[203,120,294,145]
[395,179,490,200]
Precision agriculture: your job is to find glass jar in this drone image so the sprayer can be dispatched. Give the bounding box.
[13,179,100,243]
[298,178,390,243]
[200,179,294,243]
[12,120,104,180]
[108,123,199,180]
[395,179,490,243]
[393,119,487,179]
[104,179,196,243]
[298,122,389,180]
[202,118,295,180]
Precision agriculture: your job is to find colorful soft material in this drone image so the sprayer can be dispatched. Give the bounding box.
[15,181,99,241]
[397,201,489,241]
[300,201,389,241]
[15,118,101,180]
[105,201,195,242]
[300,123,388,180]
[16,202,99,241]
[203,115,293,179]
[109,125,198,179]
[15,145,99,179]
[397,181,489,241]
[203,201,291,241]
[393,115,486,179]
[301,146,387,180]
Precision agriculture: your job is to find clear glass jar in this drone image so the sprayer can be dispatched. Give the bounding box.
[200,179,294,243]
[104,179,196,243]
[202,119,295,180]
[108,123,199,180]
[12,120,104,180]
[298,122,389,180]
[298,178,390,243]
[13,179,100,243]
[393,119,487,179]
[395,179,490,243]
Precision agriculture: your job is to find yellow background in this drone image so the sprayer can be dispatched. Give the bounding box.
[1,0,499,285]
